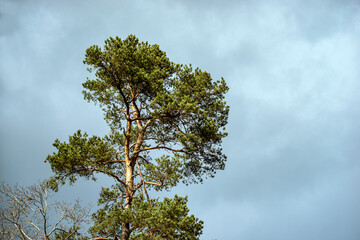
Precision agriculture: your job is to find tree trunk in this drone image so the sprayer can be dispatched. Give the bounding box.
[121,221,130,240]
[121,162,134,240]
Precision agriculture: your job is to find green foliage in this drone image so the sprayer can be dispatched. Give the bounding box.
[90,186,203,240]
[46,130,119,191]
[45,34,229,239]
[81,34,229,183]
[53,226,88,240]
[129,195,203,240]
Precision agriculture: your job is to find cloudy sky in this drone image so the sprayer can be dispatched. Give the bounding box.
[1,0,360,239]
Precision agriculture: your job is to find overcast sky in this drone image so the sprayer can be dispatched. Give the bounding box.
[1,0,360,239]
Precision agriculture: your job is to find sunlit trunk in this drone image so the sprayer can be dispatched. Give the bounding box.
[121,162,134,240]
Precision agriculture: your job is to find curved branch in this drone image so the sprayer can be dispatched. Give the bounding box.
[98,159,125,165]
[139,145,185,153]
[88,168,127,187]
[118,86,130,116]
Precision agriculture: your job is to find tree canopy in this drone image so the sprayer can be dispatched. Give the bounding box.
[46,34,229,240]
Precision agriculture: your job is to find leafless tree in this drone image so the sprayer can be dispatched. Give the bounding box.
[0,181,91,240]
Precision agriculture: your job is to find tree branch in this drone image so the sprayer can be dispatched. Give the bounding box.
[139,145,185,153]
[118,142,136,154]
[144,181,163,187]
[47,215,66,236]
[98,159,125,165]
[88,168,126,187]
[135,161,149,200]
[130,116,152,121]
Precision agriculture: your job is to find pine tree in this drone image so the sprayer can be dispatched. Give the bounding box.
[46,35,229,240]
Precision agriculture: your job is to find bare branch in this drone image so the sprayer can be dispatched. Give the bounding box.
[0,181,91,240]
